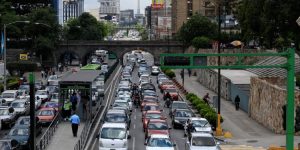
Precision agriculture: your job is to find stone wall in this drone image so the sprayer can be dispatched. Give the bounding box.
[196,69,231,100]
[249,77,300,135]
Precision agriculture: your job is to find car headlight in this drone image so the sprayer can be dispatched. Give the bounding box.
[123,141,127,148]
[174,119,180,123]
[99,141,104,147]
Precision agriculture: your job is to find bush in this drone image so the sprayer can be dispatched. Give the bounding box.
[204,111,218,128]
[163,69,176,79]
[7,62,38,76]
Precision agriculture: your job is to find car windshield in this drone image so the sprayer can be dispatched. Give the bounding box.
[100,128,126,139]
[105,114,126,122]
[192,136,216,146]
[192,120,210,127]
[113,102,128,108]
[147,138,173,147]
[11,102,25,108]
[46,102,58,107]
[0,109,9,115]
[36,91,47,95]
[146,113,161,119]
[148,122,168,130]
[172,103,188,109]
[39,110,54,116]
[9,128,29,136]
[144,105,159,111]
[19,85,29,89]
[49,76,57,80]
[2,93,14,98]
[175,111,193,117]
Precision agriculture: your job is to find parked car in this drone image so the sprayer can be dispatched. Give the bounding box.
[96,122,131,150]
[0,106,17,129]
[185,132,220,150]
[145,134,175,150]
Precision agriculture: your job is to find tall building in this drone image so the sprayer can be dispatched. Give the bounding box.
[62,0,84,23]
[98,0,120,22]
[137,0,141,14]
[120,9,134,24]
[171,0,217,35]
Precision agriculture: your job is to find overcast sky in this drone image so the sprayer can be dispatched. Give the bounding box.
[85,0,152,14]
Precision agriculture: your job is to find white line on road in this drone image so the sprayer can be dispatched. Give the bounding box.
[132,137,136,150]
[133,124,136,129]
[134,115,136,120]
[86,66,122,150]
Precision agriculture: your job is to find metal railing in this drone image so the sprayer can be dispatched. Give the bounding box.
[74,121,90,150]
[36,113,61,150]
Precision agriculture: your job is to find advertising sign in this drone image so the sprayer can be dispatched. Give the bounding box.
[158,17,171,29]
[151,0,164,9]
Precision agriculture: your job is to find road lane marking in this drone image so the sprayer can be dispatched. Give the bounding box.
[132,137,136,150]
[86,65,122,150]
[133,124,136,129]
[134,115,136,120]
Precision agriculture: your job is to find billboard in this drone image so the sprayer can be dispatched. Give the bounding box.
[151,0,164,9]
[158,17,171,29]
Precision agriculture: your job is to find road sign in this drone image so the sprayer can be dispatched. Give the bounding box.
[19,54,28,60]
[297,16,300,26]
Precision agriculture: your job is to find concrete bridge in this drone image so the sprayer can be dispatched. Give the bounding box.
[56,40,184,64]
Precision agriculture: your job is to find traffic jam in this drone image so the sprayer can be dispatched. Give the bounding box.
[95,50,221,150]
[0,73,60,149]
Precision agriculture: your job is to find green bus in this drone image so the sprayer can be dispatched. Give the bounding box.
[80,64,101,70]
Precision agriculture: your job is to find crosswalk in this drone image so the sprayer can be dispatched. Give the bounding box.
[220,145,266,150]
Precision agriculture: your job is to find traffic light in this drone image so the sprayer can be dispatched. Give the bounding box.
[164,56,190,66]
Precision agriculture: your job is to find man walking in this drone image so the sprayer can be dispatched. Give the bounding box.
[235,95,240,111]
[70,93,78,111]
[70,112,80,137]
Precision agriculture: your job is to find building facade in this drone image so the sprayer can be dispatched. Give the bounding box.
[98,0,120,22]
[120,9,134,23]
[62,0,84,23]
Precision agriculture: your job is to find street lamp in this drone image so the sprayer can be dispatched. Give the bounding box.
[3,20,30,90]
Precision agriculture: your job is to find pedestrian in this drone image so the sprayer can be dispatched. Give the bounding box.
[70,112,80,137]
[235,95,240,111]
[63,100,72,120]
[41,70,44,79]
[188,69,191,77]
[203,93,210,105]
[70,93,78,111]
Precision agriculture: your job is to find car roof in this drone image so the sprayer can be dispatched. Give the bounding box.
[2,90,18,93]
[150,134,169,139]
[0,106,9,109]
[11,99,27,103]
[190,117,208,121]
[146,110,162,114]
[148,119,167,123]
[172,101,187,104]
[191,132,214,137]
[107,109,126,114]
[102,122,127,128]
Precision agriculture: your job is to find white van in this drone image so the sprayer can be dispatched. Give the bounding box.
[1,90,18,105]
[97,122,130,150]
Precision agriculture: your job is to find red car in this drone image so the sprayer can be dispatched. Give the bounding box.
[159,82,174,91]
[141,103,160,116]
[142,110,165,130]
[37,107,58,126]
[163,88,179,100]
[145,119,170,139]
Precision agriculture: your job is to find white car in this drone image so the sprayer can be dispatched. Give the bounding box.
[10,99,29,116]
[145,134,176,150]
[151,66,160,75]
[184,117,213,136]
[113,100,131,112]
[16,90,30,99]
[97,122,130,150]
[139,74,151,84]
[185,133,220,150]
[47,75,59,85]
[1,90,18,106]
[35,90,49,103]
[115,98,132,110]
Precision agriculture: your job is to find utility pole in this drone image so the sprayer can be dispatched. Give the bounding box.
[29,73,36,150]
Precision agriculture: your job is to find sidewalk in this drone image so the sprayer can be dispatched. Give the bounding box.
[173,69,300,148]
[46,121,85,150]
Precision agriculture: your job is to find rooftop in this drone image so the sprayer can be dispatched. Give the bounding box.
[60,70,101,83]
[214,69,258,84]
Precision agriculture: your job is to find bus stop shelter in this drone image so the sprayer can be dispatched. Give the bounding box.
[59,70,102,121]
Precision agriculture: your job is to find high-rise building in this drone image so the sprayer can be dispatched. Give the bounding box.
[120,9,134,23]
[98,0,120,22]
[171,0,217,35]
[62,0,84,23]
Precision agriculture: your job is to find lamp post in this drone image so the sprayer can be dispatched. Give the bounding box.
[3,21,30,91]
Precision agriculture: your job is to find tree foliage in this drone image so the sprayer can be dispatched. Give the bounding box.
[192,36,211,49]
[177,14,217,47]
[237,0,300,49]
[65,12,107,40]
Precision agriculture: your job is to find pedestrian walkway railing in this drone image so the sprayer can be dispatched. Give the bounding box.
[74,121,90,150]
[36,113,61,150]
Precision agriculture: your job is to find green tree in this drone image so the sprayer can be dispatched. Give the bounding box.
[65,12,107,40]
[177,14,217,47]
[192,36,212,49]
